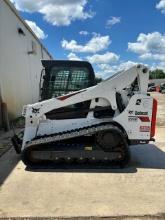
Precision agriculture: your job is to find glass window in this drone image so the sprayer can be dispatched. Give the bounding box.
[46,67,90,98]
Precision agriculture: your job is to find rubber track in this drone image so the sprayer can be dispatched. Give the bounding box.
[22,122,130,168]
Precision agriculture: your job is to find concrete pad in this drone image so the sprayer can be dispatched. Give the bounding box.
[0,143,165,218]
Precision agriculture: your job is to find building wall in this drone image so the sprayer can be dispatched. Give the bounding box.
[0,0,52,119]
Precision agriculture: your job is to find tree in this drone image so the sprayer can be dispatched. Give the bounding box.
[149,69,165,79]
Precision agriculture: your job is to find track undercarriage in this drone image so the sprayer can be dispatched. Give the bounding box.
[21,123,130,168]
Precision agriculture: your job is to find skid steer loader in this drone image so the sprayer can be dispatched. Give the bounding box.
[12,60,157,168]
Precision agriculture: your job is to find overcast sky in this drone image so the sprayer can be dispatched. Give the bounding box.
[11,0,165,77]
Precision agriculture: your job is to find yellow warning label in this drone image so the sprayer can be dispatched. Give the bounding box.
[84,146,93,151]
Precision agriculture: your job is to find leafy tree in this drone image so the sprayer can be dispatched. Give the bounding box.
[149,69,165,79]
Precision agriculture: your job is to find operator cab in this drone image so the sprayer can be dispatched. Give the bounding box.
[40,60,96,119]
[40,60,96,100]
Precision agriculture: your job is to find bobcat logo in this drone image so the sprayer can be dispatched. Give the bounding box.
[136,99,141,105]
[128,110,133,115]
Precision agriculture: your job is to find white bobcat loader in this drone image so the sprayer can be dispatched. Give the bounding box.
[12,61,157,167]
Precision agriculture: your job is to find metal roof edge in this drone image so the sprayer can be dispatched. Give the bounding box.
[4,0,54,60]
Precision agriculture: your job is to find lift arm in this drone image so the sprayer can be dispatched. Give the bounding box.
[23,64,149,119]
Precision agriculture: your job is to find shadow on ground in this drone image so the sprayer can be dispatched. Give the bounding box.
[130,143,165,169]
[0,143,165,185]
[0,149,20,185]
[25,143,165,173]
